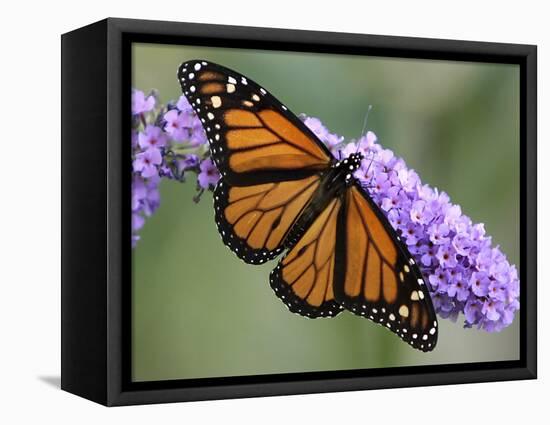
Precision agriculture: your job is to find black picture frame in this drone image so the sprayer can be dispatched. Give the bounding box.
[61,17,537,406]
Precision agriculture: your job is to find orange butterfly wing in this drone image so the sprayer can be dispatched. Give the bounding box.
[270,198,343,317]
[213,176,321,263]
[179,60,333,263]
[334,184,438,351]
[178,60,332,186]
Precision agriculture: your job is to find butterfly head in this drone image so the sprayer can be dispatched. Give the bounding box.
[346,152,364,171]
[333,152,364,187]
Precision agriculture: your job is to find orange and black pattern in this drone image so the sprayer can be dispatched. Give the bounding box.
[213,176,320,263]
[333,185,438,350]
[178,60,332,187]
[270,198,344,318]
[179,60,438,351]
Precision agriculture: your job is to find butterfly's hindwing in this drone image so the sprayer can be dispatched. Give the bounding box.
[213,175,321,264]
[270,197,344,318]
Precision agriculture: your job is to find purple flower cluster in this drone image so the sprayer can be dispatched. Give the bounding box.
[131,89,214,246]
[304,116,520,332]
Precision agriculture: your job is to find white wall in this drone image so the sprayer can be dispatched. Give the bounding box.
[1,0,546,423]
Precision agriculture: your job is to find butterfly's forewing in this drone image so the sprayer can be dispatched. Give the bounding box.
[178,60,333,186]
[334,184,438,351]
[179,60,334,264]
[270,197,344,318]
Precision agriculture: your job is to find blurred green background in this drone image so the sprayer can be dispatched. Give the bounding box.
[131,43,520,382]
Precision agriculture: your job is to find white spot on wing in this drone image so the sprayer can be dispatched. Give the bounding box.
[211,96,222,108]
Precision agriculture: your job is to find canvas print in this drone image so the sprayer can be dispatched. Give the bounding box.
[130,43,520,382]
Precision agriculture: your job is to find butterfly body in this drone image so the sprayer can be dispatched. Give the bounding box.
[179,60,438,351]
[284,152,364,248]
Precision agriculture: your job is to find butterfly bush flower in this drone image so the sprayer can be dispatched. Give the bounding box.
[131,89,208,246]
[301,115,520,333]
[129,88,519,333]
[198,158,220,189]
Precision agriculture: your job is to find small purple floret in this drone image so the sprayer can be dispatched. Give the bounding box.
[197,158,220,189]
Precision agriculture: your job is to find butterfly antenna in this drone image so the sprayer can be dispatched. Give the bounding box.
[356,105,373,154]
[362,150,383,187]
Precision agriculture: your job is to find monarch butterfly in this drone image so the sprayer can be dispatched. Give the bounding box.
[178,60,438,351]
